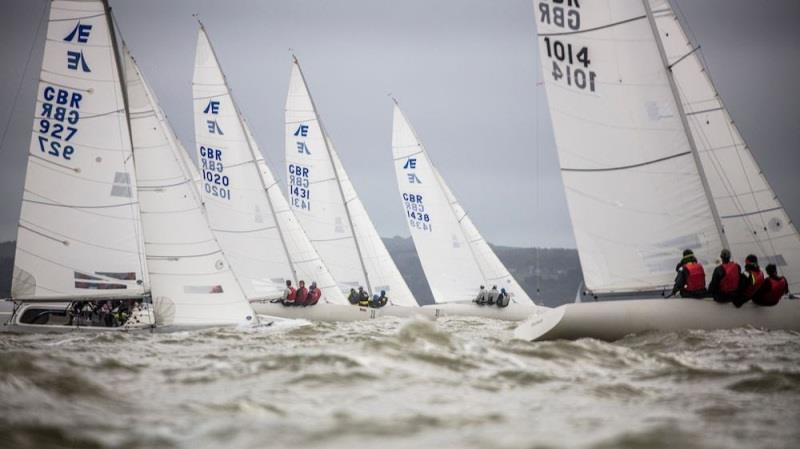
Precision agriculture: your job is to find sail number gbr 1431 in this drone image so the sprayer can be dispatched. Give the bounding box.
[542,37,595,92]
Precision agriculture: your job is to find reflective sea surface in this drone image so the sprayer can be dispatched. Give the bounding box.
[1,316,799,449]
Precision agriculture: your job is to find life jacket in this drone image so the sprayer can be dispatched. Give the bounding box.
[682,262,706,292]
[358,295,370,307]
[496,293,510,308]
[719,262,741,293]
[307,288,321,305]
[295,287,309,305]
[286,287,297,301]
[347,292,359,305]
[754,276,787,306]
[742,270,765,299]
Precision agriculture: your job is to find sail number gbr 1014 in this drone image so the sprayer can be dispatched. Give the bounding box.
[542,37,596,92]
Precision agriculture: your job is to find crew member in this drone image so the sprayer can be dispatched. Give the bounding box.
[278,280,296,306]
[357,286,370,307]
[707,249,741,303]
[487,285,499,305]
[669,249,707,298]
[734,254,765,307]
[347,288,359,305]
[474,285,488,305]
[752,264,789,307]
[294,280,309,306]
[307,282,322,306]
[496,288,510,308]
[372,290,388,308]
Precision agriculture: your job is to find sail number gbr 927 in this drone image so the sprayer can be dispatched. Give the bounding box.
[538,1,596,93]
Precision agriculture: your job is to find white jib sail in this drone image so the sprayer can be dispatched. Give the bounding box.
[126,47,256,327]
[285,59,417,306]
[650,1,800,293]
[392,104,531,304]
[192,28,345,304]
[12,0,148,300]
[532,0,723,294]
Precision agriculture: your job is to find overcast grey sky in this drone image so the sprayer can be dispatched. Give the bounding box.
[0,0,798,248]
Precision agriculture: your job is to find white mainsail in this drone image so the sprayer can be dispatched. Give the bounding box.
[392,103,532,304]
[532,0,724,294]
[126,47,255,326]
[12,0,148,300]
[285,58,417,306]
[192,27,345,304]
[650,1,800,293]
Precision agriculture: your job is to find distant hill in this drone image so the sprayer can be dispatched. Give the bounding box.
[383,236,581,307]
[0,239,582,307]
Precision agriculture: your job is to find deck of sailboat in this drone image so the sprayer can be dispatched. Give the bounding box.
[514,298,800,342]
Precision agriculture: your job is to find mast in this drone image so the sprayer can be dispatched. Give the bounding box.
[642,0,729,250]
[198,22,299,283]
[293,56,373,294]
[103,0,149,294]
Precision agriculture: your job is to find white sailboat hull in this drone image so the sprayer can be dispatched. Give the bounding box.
[513,298,800,342]
[420,302,540,321]
[250,301,426,322]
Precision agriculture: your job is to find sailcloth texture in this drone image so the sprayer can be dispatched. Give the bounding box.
[532,0,724,294]
[285,59,417,306]
[392,104,531,304]
[192,28,345,304]
[13,0,148,299]
[127,47,255,326]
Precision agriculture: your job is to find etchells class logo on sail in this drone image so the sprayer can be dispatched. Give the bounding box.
[200,99,231,200]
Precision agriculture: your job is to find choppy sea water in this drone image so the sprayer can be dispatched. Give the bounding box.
[1,317,799,449]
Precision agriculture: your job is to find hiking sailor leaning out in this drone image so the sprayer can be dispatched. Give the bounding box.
[669,249,707,298]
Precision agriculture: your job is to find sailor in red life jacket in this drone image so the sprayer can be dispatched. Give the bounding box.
[669,249,707,299]
[306,281,322,306]
[752,263,789,307]
[733,254,765,308]
[707,249,742,303]
[277,279,297,306]
[294,280,309,306]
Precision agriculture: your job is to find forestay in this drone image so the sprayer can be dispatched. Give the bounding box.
[126,47,255,326]
[650,1,800,293]
[285,59,417,306]
[192,28,344,304]
[392,104,531,303]
[532,0,723,294]
[12,0,148,300]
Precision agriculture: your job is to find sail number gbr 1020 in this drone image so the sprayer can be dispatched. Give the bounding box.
[542,37,596,92]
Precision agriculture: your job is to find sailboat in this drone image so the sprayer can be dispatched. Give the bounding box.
[191,26,381,321]
[392,101,540,321]
[4,0,258,331]
[515,0,800,341]
[285,57,420,317]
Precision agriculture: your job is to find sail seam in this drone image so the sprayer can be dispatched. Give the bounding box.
[538,15,645,37]
[49,12,105,22]
[721,206,782,220]
[23,198,137,209]
[561,151,690,172]
[211,226,278,234]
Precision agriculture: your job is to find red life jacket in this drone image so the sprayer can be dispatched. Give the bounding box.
[683,262,706,292]
[295,287,309,305]
[307,288,321,305]
[286,286,297,301]
[754,276,787,306]
[719,262,741,293]
[742,270,765,299]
